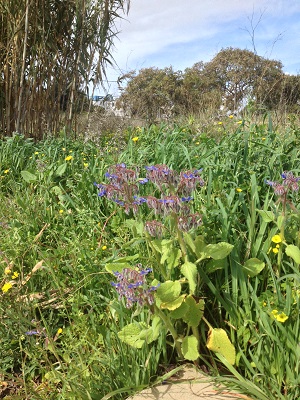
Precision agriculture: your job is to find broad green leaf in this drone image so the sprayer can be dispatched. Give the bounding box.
[182,335,200,361]
[150,239,163,253]
[182,295,204,328]
[194,235,207,258]
[204,242,234,260]
[160,239,175,265]
[170,301,189,319]
[117,323,147,348]
[206,328,236,365]
[161,247,181,270]
[206,258,227,274]
[21,170,37,182]
[138,317,162,343]
[257,210,275,223]
[286,245,300,264]
[50,185,63,195]
[105,262,131,273]
[161,294,186,310]
[243,258,265,277]
[183,232,196,254]
[156,280,181,303]
[181,261,197,294]
[55,163,67,176]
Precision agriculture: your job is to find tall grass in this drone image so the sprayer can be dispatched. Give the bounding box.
[1,116,300,399]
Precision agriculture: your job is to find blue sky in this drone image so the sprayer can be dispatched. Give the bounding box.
[99,0,300,96]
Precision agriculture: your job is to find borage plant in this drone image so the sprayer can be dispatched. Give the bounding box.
[95,164,236,364]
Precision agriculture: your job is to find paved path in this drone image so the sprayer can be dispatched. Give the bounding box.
[128,366,253,400]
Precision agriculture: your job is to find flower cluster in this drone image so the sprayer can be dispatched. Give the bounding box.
[266,171,300,196]
[111,266,159,308]
[95,163,204,232]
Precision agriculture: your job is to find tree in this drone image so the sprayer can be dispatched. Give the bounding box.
[0,0,130,138]
[203,47,283,112]
[117,67,183,121]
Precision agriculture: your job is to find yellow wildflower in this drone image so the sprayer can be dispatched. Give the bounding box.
[65,155,73,161]
[4,267,11,275]
[57,328,63,335]
[272,235,282,244]
[62,148,66,151]
[34,151,39,155]
[236,188,243,193]
[132,136,139,142]
[83,163,89,168]
[218,121,223,125]
[262,137,266,141]
[102,245,107,250]
[4,169,9,174]
[271,310,288,323]
[59,209,64,214]
[237,120,243,124]
[229,115,234,119]
[272,248,279,254]
[12,271,19,279]
[2,282,12,293]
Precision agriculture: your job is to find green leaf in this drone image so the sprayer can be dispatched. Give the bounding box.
[50,185,63,195]
[204,242,234,260]
[182,335,200,361]
[170,301,189,319]
[206,258,227,274]
[160,294,186,310]
[257,210,275,223]
[182,295,204,328]
[206,328,236,365]
[55,163,67,176]
[21,170,37,182]
[183,232,196,254]
[181,261,197,294]
[105,263,131,273]
[243,258,265,277]
[156,280,181,303]
[193,235,207,258]
[117,323,147,348]
[286,245,300,264]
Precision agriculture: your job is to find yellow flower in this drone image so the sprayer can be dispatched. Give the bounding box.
[102,245,107,250]
[272,310,288,323]
[272,247,279,254]
[236,188,243,193]
[4,169,9,174]
[262,137,266,141]
[237,120,243,124]
[275,312,288,323]
[229,115,234,119]
[218,121,223,125]
[69,150,73,153]
[195,142,200,145]
[2,282,12,293]
[34,151,39,155]
[62,148,66,151]
[57,328,63,335]
[4,267,11,275]
[83,163,89,168]
[12,271,19,279]
[132,136,139,142]
[65,155,73,161]
[272,235,282,244]
[59,209,64,214]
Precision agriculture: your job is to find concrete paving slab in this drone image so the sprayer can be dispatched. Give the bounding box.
[128,366,253,400]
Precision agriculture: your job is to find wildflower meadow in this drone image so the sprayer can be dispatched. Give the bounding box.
[1,115,300,399]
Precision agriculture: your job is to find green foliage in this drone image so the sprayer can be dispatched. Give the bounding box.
[1,119,300,399]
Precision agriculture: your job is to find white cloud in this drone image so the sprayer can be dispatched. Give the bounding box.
[101,0,300,94]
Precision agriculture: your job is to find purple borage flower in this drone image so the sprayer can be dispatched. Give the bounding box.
[266,171,300,195]
[111,266,159,308]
